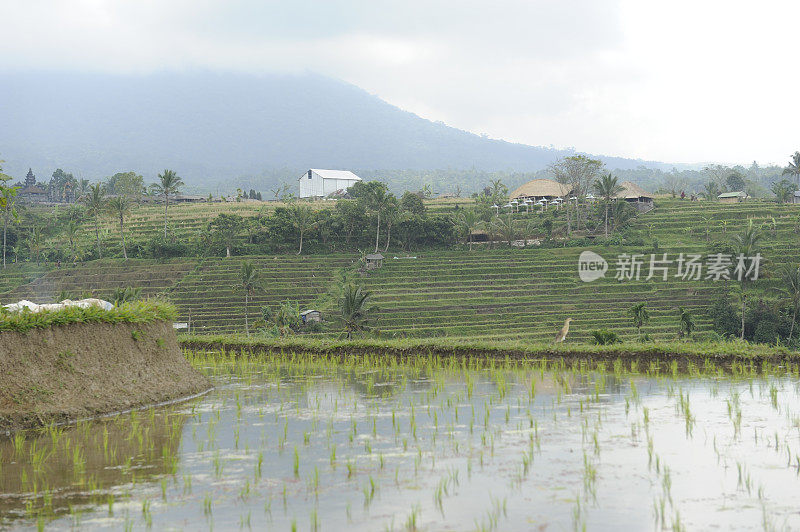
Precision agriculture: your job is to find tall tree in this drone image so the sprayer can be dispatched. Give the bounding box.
[783,152,800,188]
[382,196,400,252]
[288,204,317,255]
[593,173,625,237]
[153,169,184,238]
[107,195,133,260]
[352,181,393,253]
[731,220,762,340]
[208,213,243,257]
[82,183,106,258]
[237,260,262,337]
[0,171,19,269]
[549,155,603,234]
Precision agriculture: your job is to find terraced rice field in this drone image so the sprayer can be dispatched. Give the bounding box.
[3,199,799,340]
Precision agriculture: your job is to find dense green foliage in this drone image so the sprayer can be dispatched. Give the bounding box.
[0,300,177,332]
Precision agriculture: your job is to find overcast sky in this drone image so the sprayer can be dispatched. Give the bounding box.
[2,0,798,166]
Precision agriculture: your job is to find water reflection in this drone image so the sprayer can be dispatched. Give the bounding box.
[0,409,185,522]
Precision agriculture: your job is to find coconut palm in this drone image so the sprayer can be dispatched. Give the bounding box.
[288,204,318,255]
[107,195,133,260]
[783,151,800,188]
[237,260,263,337]
[732,220,762,340]
[628,302,650,338]
[492,214,517,247]
[593,173,625,237]
[458,209,481,251]
[152,169,184,238]
[339,283,373,339]
[771,264,800,342]
[363,184,393,253]
[82,183,106,258]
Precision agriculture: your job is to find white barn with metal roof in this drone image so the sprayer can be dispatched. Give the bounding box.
[298,169,362,198]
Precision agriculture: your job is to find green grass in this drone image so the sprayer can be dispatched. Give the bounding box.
[179,333,797,361]
[0,300,177,332]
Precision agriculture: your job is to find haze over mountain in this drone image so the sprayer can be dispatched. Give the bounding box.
[0,71,677,192]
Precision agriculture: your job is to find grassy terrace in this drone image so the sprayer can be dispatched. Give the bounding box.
[179,334,797,363]
[2,198,799,340]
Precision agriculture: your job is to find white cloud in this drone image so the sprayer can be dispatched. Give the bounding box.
[1,0,798,165]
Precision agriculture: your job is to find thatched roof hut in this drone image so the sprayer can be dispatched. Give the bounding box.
[510,179,571,200]
[615,181,654,200]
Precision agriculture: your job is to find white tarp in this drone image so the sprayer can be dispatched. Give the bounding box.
[3,298,114,313]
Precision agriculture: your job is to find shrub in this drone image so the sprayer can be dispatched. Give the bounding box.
[591,329,620,345]
[709,296,739,337]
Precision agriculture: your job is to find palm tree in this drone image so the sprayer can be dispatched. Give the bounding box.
[732,220,762,340]
[771,265,800,342]
[492,214,517,247]
[628,302,650,338]
[783,152,800,188]
[458,209,481,251]
[76,179,91,202]
[364,184,392,253]
[152,169,184,238]
[0,175,19,269]
[82,183,106,258]
[288,204,317,255]
[593,173,624,237]
[64,219,80,261]
[237,260,262,337]
[339,283,373,339]
[678,307,695,339]
[107,195,133,260]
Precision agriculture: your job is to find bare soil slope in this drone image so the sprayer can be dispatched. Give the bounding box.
[0,321,210,432]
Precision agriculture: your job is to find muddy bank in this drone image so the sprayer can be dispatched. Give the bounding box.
[0,321,211,432]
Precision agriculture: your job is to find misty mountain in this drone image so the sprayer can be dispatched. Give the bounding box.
[0,71,674,192]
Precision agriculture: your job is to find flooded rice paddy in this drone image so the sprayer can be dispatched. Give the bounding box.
[3,351,800,530]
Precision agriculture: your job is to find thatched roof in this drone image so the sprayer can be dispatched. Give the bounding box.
[510,179,570,199]
[616,181,653,200]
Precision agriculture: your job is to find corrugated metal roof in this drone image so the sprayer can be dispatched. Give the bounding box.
[310,169,362,181]
[718,191,746,198]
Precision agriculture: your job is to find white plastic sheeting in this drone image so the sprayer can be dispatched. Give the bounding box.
[2,298,114,313]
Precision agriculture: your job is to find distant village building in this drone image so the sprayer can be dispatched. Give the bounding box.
[615,181,655,212]
[793,191,800,204]
[16,169,48,203]
[298,169,362,199]
[718,191,749,204]
[365,253,384,270]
